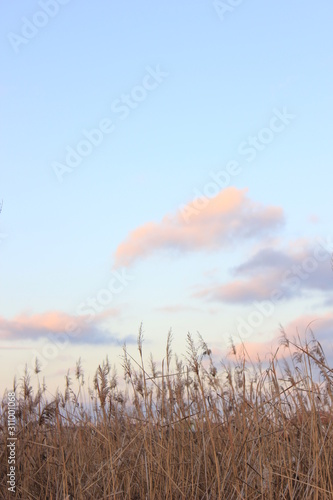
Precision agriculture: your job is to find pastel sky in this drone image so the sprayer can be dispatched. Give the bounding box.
[1,1,333,393]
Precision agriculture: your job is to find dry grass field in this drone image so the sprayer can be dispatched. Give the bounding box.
[2,327,333,499]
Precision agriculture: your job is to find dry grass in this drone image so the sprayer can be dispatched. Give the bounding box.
[2,326,333,499]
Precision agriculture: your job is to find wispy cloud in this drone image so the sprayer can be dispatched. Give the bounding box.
[193,277,279,304]
[282,311,333,343]
[195,240,333,304]
[230,311,333,362]
[0,309,136,345]
[114,187,284,267]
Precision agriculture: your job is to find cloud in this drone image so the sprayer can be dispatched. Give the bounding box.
[195,240,333,304]
[282,311,333,343]
[230,339,282,361]
[229,312,333,362]
[0,309,136,345]
[113,187,284,267]
[233,248,293,274]
[278,311,333,364]
[193,277,281,303]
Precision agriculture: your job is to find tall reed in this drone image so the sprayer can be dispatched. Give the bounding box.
[1,327,333,498]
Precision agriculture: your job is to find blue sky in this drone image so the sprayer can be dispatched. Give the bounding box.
[1,1,333,393]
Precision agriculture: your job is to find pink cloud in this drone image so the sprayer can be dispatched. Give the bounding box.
[282,312,333,340]
[114,188,284,267]
[194,276,279,303]
[195,239,333,304]
[0,309,134,345]
[278,311,333,365]
[230,312,333,362]
[230,340,281,361]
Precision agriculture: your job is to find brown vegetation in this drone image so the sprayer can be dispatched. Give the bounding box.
[1,327,333,499]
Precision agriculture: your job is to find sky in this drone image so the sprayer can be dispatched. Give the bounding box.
[1,0,333,394]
